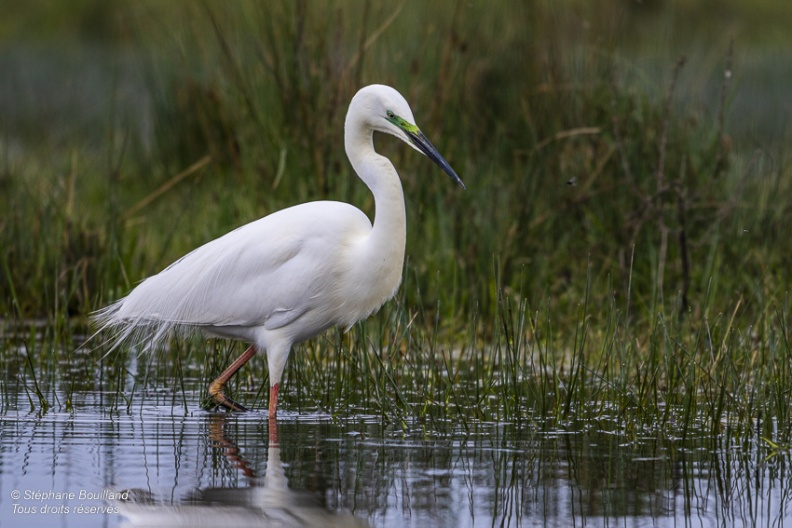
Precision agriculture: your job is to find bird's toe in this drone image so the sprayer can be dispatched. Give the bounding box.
[207,380,248,412]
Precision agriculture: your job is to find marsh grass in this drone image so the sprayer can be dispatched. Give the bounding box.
[1,1,791,450]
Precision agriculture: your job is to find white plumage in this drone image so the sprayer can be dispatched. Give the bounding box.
[93,84,464,417]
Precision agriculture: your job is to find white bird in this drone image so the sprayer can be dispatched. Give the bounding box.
[93,84,464,419]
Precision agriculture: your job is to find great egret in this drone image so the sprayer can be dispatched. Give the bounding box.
[93,84,464,418]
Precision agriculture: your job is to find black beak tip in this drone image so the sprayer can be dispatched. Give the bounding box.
[410,130,466,190]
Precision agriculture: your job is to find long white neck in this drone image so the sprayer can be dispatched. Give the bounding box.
[344,107,407,283]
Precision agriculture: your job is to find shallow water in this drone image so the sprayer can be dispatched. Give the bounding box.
[1,383,790,528]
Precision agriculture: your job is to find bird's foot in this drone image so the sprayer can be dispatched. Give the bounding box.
[203,345,257,412]
[206,380,249,412]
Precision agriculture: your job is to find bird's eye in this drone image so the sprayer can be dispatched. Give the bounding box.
[386,110,395,119]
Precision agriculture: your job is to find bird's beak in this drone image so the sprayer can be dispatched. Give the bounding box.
[407,129,466,190]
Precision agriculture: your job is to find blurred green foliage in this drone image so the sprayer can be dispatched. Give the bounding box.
[0,0,790,335]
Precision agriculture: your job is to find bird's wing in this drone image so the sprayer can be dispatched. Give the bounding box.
[115,202,372,330]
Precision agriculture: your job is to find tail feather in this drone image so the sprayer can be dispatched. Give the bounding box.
[89,297,199,357]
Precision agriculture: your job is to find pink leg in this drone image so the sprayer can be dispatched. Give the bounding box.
[208,345,257,412]
[268,383,280,418]
[268,383,279,444]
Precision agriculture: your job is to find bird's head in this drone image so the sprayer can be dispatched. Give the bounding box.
[351,85,465,189]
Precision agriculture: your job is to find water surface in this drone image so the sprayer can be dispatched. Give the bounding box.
[1,384,789,527]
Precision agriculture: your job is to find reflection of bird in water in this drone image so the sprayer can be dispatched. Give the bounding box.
[115,416,368,527]
[93,84,463,423]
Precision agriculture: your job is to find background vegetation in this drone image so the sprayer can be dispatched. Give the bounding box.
[1,1,790,444]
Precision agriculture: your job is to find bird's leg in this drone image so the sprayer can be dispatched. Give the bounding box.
[268,403,278,445]
[208,345,257,412]
[266,384,279,443]
[268,383,279,419]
